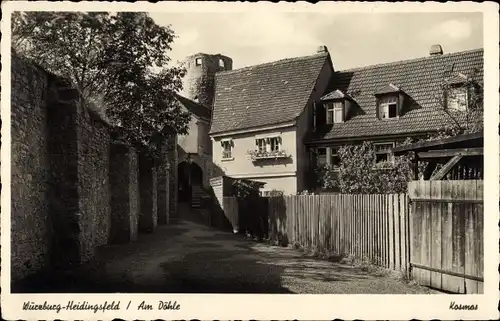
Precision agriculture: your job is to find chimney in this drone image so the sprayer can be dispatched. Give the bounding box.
[316,45,329,54]
[429,44,444,56]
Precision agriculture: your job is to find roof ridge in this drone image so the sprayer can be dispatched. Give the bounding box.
[336,47,483,73]
[216,52,329,76]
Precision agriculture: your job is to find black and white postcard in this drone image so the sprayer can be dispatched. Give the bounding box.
[1,1,499,320]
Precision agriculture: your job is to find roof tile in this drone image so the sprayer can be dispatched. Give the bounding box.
[307,48,483,141]
[209,52,329,134]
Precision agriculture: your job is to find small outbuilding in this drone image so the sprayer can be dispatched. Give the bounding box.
[392,131,483,180]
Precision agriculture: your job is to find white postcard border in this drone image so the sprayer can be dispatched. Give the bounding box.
[1,1,499,320]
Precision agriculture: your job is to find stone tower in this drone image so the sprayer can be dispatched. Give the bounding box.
[182,53,233,109]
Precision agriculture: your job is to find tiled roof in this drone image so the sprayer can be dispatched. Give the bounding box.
[175,94,211,120]
[306,48,483,142]
[209,52,330,134]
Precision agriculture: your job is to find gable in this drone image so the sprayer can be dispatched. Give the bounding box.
[209,52,331,135]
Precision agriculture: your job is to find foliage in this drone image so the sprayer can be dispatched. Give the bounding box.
[314,165,340,191]
[246,149,289,161]
[332,142,412,194]
[267,189,284,197]
[12,11,191,159]
[231,179,263,199]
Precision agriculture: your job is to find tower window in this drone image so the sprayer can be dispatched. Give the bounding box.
[195,58,202,66]
[219,59,225,68]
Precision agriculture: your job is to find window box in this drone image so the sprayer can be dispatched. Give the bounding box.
[247,149,290,161]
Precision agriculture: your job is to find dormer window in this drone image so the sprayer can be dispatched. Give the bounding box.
[326,101,344,124]
[379,96,399,119]
[375,84,405,120]
[219,58,225,68]
[446,86,468,112]
[195,58,202,66]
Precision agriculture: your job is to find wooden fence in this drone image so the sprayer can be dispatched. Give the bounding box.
[222,196,239,232]
[408,180,483,294]
[267,194,410,272]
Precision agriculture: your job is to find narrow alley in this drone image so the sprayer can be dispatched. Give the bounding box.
[14,206,437,294]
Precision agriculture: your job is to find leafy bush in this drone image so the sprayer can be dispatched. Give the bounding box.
[334,142,413,194]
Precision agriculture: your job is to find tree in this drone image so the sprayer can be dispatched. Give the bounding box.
[12,12,190,157]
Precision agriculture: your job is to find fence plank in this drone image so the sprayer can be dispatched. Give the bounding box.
[388,194,394,270]
[376,195,384,266]
[381,194,387,268]
[464,180,478,294]
[394,194,401,271]
[430,181,443,290]
[476,180,484,293]
[451,182,466,293]
[399,194,406,273]
[408,181,421,284]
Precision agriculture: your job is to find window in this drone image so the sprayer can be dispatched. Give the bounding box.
[219,59,225,68]
[326,101,344,124]
[316,148,327,167]
[379,96,398,119]
[195,58,202,66]
[221,139,232,159]
[255,136,281,153]
[330,148,341,170]
[374,142,395,165]
[316,147,341,169]
[256,138,267,153]
[269,137,280,152]
[447,87,468,111]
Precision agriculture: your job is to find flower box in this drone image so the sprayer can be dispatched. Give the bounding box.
[246,149,290,161]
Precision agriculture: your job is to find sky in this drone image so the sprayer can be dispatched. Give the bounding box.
[150,12,483,71]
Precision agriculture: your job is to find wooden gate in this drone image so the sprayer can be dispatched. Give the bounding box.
[408,180,483,294]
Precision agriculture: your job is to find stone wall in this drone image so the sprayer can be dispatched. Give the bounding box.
[76,105,111,262]
[109,143,139,244]
[11,54,169,282]
[166,134,178,220]
[11,55,52,281]
[139,152,158,233]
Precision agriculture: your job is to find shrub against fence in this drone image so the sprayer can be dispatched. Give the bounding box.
[267,194,410,272]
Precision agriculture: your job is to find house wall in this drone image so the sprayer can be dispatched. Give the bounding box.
[178,116,199,154]
[296,59,334,192]
[212,126,298,194]
[178,113,214,188]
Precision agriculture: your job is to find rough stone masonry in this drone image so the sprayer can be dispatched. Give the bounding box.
[11,54,172,282]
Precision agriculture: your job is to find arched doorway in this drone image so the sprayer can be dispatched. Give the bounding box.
[177,160,203,203]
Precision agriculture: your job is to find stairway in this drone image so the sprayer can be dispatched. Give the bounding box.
[191,184,204,208]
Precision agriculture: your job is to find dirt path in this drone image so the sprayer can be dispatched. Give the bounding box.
[16,217,438,294]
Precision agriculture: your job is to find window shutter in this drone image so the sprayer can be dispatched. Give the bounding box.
[313,102,317,128]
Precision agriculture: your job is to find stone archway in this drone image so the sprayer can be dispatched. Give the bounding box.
[177,160,203,203]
